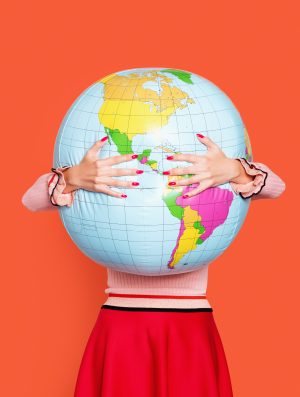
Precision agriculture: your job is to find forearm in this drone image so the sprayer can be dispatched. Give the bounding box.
[246,161,286,199]
[229,157,286,200]
[22,166,76,212]
[22,173,58,212]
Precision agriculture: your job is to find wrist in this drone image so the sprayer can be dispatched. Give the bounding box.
[229,159,255,184]
[61,166,81,193]
[225,158,241,182]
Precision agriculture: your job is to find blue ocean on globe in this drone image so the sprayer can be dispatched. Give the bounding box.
[53,67,253,276]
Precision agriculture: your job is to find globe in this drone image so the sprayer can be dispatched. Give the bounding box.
[53,67,253,276]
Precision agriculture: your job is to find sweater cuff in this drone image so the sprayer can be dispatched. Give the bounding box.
[229,158,268,199]
[47,166,76,207]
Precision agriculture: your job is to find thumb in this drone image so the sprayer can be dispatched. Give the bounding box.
[196,133,219,151]
[85,136,108,159]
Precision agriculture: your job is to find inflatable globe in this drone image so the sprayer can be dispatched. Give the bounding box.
[53,67,253,276]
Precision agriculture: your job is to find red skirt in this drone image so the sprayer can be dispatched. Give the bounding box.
[74,305,233,397]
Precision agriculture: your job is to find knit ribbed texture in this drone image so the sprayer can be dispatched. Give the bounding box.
[105,265,209,296]
[248,162,286,199]
[21,173,58,212]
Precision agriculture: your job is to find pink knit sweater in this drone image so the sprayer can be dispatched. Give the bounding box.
[22,158,286,308]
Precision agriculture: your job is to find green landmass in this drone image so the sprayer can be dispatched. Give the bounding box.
[147,160,157,166]
[137,149,152,161]
[104,127,133,155]
[137,149,158,169]
[161,69,194,84]
[193,220,205,233]
[193,221,205,245]
[163,190,184,220]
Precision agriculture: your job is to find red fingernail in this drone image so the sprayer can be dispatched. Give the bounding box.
[182,194,189,198]
[131,154,138,159]
[168,181,176,186]
[196,133,204,138]
[121,194,127,198]
[101,136,108,142]
[132,182,139,186]
[163,171,170,175]
[166,156,174,160]
[136,170,144,174]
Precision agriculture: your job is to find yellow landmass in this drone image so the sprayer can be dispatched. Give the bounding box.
[168,206,203,269]
[98,71,195,139]
[156,145,174,153]
[149,162,158,170]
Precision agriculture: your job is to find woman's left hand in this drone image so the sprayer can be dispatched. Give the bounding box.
[163,133,241,198]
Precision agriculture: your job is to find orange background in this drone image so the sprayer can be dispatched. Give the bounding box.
[1,1,299,396]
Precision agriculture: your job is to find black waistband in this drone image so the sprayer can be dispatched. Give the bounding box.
[101,304,213,312]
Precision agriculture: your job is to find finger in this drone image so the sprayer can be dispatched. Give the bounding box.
[85,136,108,159]
[104,153,138,166]
[176,171,212,185]
[176,175,200,186]
[104,177,140,188]
[182,179,212,198]
[95,176,140,188]
[164,166,195,176]
[97,184,127,199]
[166,153,200,163]
[104,167,143,177]
[196,133,220,151]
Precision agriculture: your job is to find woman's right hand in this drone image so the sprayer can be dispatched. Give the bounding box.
[61,136,143,199]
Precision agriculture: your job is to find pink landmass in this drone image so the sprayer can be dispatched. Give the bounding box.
[177,184,234,240]
[167,184,234,268]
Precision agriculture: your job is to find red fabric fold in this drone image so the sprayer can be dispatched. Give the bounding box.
[74,306,233,397]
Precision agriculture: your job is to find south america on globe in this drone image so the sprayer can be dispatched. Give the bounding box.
[53,68,253,276]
